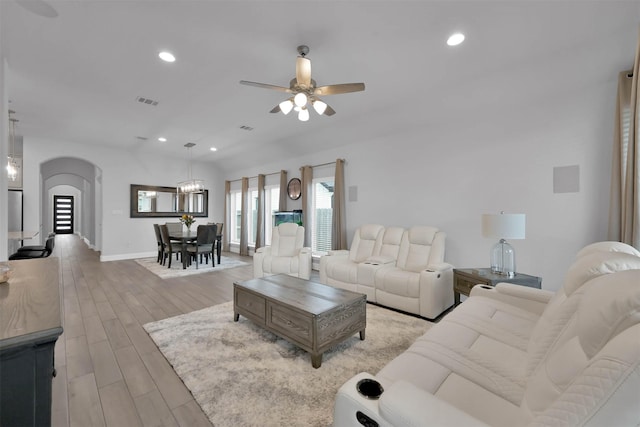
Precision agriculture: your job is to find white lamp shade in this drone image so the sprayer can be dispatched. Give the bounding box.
[279,99,293,115]
[312,99,327,115]
[481,213,526,239]
[298,108,309,122]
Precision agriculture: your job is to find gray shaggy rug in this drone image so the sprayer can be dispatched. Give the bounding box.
[144,301,431,427]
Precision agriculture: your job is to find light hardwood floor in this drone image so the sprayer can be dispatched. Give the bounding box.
[50,234,254,427]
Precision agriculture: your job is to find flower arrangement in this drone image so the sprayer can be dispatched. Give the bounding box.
[180,214,196,230]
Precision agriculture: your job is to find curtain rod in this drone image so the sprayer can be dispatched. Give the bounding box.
[227,170,283,183]
[300,159,345,170]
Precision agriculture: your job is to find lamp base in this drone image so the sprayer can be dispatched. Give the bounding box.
[490,239,516,277]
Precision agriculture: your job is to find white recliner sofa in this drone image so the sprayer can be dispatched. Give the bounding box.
[320,224,453,319]
[253,223,311,280]
[333,241,640,427]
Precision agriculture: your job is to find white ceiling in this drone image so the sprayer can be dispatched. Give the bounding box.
[3,0,639,172]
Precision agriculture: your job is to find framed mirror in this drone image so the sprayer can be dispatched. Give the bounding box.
[130,184,208,218]
[287,178,301,200]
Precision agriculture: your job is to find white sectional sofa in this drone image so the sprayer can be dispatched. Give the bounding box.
[319,224,454,319]
[333,241,640,427]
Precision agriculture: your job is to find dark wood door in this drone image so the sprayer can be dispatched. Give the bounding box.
[53,195,74,234]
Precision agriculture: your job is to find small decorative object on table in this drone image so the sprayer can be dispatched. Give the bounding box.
[0,263,12,284]
[180,214,196,231]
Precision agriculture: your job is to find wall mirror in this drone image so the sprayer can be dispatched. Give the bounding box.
[287,178,301,200]
[130,184,208,218]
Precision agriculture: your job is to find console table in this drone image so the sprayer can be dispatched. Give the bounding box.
[453,268,542,306]
[0,257,62,427]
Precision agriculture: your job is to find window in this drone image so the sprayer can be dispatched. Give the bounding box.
[247,189,258,246]
[311,178,334,255]
[229,190,242,244]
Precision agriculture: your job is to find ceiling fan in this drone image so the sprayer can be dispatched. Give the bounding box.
[240,45,365,122]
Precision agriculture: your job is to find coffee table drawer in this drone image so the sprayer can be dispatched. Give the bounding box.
[236,289,266,322]
[267,303,312,345]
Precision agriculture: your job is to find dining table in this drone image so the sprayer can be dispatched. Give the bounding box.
[168,230,198,269]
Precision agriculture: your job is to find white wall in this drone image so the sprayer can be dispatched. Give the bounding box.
[223,68,618,292]
[22,137,225,260]
[0,3,7,261]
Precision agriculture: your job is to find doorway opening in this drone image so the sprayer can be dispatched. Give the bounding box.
[54,195,74,234]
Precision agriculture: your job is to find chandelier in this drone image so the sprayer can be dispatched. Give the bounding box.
[6,110,18,181]
[177,143,204,193]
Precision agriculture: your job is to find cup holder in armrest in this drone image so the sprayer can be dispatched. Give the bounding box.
[478,285,493,290]
[356,378,384,399]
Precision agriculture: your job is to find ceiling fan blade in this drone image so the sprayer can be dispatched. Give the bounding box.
[269,104,281,114]
[239,80,292,93]
[314,83,365,96]
[324,104,336,116]
[296,57,312,88]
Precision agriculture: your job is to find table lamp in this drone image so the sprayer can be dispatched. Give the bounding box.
[481,212,526,277]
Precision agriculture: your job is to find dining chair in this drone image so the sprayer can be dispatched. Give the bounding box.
[17,232,56,253]
[9,235,56,260]
[215,222,224,264]
[159,224,179,268]
[153,224,164,263]
[187,224,217,269]
[165,222,182,260]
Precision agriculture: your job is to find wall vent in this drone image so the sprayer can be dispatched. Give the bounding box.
[135,136,148,141]
[239,125,254,131]
[136,96,159,106]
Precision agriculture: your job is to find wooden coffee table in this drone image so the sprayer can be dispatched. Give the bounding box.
[233,274,366,368]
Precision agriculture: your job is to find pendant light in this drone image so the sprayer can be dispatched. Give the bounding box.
[177,143,204,193]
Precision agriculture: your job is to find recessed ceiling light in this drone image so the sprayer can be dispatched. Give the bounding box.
[210,147,218,152]
[447,33,465,46]
[158,51,176,63]
[158,137,167,142]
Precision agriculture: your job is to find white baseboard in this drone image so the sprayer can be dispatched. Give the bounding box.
[100,251,156,262]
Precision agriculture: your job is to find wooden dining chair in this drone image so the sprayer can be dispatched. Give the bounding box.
[165,222,182,260]
[215,223,224,264]
[187,224,217,269]
[159,224,178,268]
[153,224,164,263]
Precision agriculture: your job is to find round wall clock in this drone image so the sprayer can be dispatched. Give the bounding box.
[287,178,302,200]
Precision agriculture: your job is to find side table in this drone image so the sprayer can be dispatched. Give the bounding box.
[453,268,542,306]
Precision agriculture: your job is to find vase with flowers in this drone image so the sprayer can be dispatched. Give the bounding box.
[180,214,196,232]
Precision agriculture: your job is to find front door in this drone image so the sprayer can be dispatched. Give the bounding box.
[54,195,74,234]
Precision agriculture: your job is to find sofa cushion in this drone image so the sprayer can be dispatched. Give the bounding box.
[396,226,440,273]
[376,269,421,298]
[348,224,384,263]
[574,240,640,258]
[271,223,304,257]
[324,258,358,284]
[562,251,640,296]
[265,255,299,275]
[578,269,640,358]
[375,226,404,261]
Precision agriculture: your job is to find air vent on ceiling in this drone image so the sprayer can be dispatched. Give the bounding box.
[239,125,254,131]
[136,136,148,141]
[136,96,159,106]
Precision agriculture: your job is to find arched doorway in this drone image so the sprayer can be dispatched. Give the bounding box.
[40,157,102,251]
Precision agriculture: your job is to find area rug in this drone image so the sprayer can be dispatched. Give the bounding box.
[143,301,431,427]
[135,256,248,279]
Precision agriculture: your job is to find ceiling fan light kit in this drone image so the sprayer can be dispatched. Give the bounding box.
[240,45,365,122]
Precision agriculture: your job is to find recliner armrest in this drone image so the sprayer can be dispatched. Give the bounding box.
[255,246,270,254]
[327,249,350,257]
[426,261,454,272]
[379,380,491,427]
[469,282,554,315]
